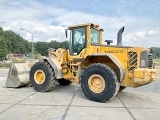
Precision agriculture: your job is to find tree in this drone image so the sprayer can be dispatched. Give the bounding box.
[35,42,49,56]
[34,40,69,56]
[4,30,31,54]
[151,47,160,58]
[59,40,69,49]
[0,36,8,61]
[49,40,60,49]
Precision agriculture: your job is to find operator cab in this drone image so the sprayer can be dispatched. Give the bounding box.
[70,26,86,55]
[67,23,102,56]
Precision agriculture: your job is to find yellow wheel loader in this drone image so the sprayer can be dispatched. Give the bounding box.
[29,23,157,102]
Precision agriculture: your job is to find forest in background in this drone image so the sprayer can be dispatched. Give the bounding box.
[0,27,160,60]
[0,27,69,60]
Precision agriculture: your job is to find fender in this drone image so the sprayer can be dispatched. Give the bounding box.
[81,53,125,82]
[42,56,62,79]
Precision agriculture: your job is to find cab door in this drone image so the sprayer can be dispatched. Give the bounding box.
[69,26,87,60]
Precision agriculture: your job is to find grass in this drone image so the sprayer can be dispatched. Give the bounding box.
[0,63,11,68]
[154,59,160,66]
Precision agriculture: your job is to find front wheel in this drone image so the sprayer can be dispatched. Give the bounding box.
[81,63,120,102]
[29,62,57,92]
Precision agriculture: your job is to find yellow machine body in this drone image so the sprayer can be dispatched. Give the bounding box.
[49,23,157,88]
[28,23,158,102]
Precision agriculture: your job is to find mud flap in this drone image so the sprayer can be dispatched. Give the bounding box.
[5,63,31,88]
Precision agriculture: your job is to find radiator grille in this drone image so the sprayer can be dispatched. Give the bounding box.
[128,51,138,70]
[149,55,153,67]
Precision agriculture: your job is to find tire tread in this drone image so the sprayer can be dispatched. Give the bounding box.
[81,63,120,102]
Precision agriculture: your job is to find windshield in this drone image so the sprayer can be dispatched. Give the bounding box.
[91,28,100,44]
[69,27,86,55]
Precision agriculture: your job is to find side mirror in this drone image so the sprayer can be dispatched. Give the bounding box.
[65,29,68,38]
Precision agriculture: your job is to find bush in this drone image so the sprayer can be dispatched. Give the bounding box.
[29,53,41,60]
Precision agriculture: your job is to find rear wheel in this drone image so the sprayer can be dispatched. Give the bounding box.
[58,78,71,86]
[81,63,120,102]
[29,62,57,92]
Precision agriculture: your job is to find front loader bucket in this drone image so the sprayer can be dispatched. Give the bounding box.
[5,63,32,88]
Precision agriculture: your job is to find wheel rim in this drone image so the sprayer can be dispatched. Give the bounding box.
[34,70,46,84]
[88,74,105,93]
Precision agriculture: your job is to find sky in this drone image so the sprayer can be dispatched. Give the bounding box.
[0,0,160,47]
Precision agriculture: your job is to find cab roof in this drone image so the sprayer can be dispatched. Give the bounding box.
[68,23,103,31]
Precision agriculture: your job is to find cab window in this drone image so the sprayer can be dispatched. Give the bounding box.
[91,28,100,44]
[70,27,86,55]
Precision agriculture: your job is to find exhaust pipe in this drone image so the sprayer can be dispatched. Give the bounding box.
[117,26,125,46]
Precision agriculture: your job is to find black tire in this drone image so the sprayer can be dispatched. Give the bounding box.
[58,78,72,86]
[29,62,57,92]
[119,86,126,91]
[81,63,120,103]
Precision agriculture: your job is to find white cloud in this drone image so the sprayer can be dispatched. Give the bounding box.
[15,20,66,42]
[125,30,158,40]
[124,30,159,47]
[0,1,159,47]
[47,38,57,42]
